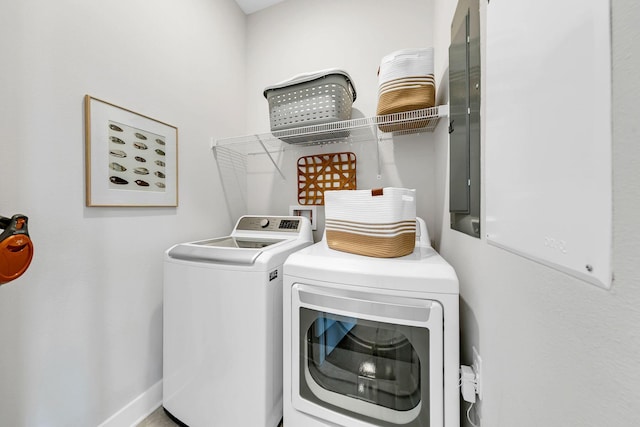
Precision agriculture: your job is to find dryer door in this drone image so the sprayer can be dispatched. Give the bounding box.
[291,284,444,427]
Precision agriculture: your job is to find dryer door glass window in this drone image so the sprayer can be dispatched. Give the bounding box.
[299,308,430,426]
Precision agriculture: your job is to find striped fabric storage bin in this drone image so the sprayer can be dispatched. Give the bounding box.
[376,48,435,132]
[324,188,416,258]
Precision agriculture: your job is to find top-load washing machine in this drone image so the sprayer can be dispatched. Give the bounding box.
[163,215,313,427]
[283,218,459,427]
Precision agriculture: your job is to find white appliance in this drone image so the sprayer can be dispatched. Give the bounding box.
[163,215,313,427]
[283,218,459,427]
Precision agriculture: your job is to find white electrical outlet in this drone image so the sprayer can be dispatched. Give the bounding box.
[472,346,483,401]
[460,365,476,403]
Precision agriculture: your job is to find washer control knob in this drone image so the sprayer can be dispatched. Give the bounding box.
[259,218,270,228]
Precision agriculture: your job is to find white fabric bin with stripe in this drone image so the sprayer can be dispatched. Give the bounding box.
[324,187,416,258]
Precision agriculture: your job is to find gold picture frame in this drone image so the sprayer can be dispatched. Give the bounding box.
[84,95,178,207]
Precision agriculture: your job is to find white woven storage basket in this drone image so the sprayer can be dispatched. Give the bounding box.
[376,48,436,131]
[378,48,434,85]
[324,187,416,258]
[264,69,356,143]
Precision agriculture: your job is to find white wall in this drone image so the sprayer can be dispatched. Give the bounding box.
[0,1,246,425]
[432,0,640,426]
[244,0,440,240]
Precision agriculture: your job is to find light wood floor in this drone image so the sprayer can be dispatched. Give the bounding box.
[137,407,284,427]
[136,407,180,426]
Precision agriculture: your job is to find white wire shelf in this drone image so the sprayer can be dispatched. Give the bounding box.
[211,105,449,210]
[212,105,449,155]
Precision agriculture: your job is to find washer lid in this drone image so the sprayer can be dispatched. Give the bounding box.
[167,236,285,265]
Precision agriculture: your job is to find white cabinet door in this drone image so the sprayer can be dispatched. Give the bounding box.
[485,0,612,288]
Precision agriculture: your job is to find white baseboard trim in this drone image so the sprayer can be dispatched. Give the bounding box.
[98,380,163,427]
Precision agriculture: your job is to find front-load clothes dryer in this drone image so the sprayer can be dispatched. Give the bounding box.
[283,218,459,427]
[163,215,313,427]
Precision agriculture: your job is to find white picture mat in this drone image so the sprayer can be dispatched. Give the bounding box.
[485,0,612,288]
[86,96,178,206]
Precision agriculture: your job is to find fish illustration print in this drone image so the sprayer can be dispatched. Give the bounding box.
[110,162,127,172]
[110,176,128,185]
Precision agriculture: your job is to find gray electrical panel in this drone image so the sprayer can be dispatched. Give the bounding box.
[449,0,480,238]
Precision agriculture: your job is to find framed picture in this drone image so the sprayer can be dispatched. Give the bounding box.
[84,95,178,207]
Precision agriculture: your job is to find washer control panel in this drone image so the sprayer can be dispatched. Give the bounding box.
[236,216,301,233]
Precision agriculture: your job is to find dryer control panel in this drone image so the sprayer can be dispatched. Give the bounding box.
[236,216,301,233]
